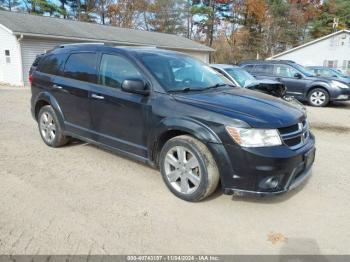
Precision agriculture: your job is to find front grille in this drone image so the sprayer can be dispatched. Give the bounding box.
[278,120,309,150]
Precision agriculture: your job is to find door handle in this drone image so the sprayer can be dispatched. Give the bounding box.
[91,93,105,100]
[52,84,63,89]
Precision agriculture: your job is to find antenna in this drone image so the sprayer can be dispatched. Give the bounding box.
[333,17,339,32]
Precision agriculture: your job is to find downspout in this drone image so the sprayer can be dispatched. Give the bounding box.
[17,34,25,87]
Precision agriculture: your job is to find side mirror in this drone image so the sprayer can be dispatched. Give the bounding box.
[121,79,149,95]
[294,73,302,79]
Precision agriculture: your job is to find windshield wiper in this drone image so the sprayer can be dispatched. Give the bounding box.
[203,83,234,90]
[167,83,233,93]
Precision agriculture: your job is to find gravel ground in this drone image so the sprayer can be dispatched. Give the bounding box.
[0,86,350,255]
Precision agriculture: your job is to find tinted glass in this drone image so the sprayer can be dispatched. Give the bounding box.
[37,54,65,75]
[140,53,229,92]
[254,64,274,75]
[99,54,142,88]
[64,53,98,83]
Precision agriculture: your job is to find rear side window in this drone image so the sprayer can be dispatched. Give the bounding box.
[99,54,142,88]
[253,64,274,75]
[63,52,98,83]
[37,54,65,75]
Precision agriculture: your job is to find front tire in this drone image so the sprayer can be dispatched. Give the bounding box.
[38,105,69,147]
[159,135,220,202]
[308,88,329,107]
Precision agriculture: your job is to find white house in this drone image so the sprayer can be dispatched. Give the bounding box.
[267,30,350,74]
[0,11,214,86]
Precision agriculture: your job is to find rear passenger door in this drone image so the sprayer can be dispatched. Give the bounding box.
[251,64,275,80]
[90,52,150,159]
[53,52,98,137]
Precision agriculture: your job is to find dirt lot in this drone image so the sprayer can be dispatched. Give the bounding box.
[0,86,350,255]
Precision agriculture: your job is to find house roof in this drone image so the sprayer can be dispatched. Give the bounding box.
[0,10,214,52]
[267,30,350,59]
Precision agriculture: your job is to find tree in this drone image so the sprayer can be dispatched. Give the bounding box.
[191,0,233,46]
[148,0,187,34]
[311,0,350,38]
[0,0,20,11]
[22,0,62,15]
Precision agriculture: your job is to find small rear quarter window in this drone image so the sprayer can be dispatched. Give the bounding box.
[37,54,66,75]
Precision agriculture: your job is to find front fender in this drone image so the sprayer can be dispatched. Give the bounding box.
[33,91,65,129]
[147,117,222,162]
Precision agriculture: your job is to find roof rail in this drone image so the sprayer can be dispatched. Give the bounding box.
[55,42,105,48]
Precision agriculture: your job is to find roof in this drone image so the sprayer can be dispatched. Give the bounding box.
[210,64,239,69]
[267,30,350,59]
[0,10,214,52]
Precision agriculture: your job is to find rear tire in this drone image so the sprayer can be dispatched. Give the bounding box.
[307,88,329,107]
[38,105,69,147]
[159,135,220,202]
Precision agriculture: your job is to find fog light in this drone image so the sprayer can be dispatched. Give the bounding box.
[337,95,349,99]
[259,176,280,189]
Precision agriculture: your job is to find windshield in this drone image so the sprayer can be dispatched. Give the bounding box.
[224,67,256,87]
[329,68,348,78]
[139,52,230,92]
[292,64,315,77]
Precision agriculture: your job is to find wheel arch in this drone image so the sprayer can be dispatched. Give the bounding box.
[34,92,65,129]
[307,85,330,97]
[148,117,222,166]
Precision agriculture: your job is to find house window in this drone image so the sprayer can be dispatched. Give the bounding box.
[5,50,11,64]
[324,60,338,68]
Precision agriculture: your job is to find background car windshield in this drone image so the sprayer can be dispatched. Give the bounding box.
[139,53,228,91]
[225,67,255,87]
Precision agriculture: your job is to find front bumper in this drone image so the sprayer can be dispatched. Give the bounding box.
[208,133,316,196]
[330,88,350,101]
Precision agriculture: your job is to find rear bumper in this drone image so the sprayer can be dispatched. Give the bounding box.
[208,133,316,196]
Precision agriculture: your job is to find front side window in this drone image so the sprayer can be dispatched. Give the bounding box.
[37,54,66,75]
[139,53,229,92]
[224,67,256,87]
[64,52,98,83]
[99,54,142,88]
[274,65,298,78]
[242,64,255,73]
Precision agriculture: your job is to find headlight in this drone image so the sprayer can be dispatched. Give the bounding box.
[226,127,282,147]
[331,80,349,89]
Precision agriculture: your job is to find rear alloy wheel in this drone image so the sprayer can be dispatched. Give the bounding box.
[160,135,220,202]
[308,88,329,107]
[38,105,69,147]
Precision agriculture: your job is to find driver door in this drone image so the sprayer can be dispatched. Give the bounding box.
[90,53,150,159]
[273,64,308,98]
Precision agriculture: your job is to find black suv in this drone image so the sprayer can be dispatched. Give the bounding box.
[31,44,315,201]
[240,60,350,107]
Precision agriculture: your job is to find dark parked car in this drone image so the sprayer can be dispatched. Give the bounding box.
[31,44,315,201]
[240,60,350,107]
[306,66,350,84]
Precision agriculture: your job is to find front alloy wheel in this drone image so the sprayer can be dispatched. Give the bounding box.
[164,146,202,195]
[160,135,220,202]
[308,88,329,107]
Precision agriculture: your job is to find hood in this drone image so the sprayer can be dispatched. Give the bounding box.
[173,88,305,128]
[244,78,281,87]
